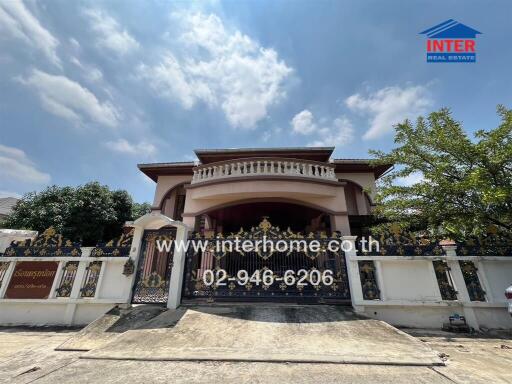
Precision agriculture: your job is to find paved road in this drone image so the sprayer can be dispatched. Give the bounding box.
[0,311,511,383]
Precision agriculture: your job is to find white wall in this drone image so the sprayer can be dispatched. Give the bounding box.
[0,254,132,326]
[379,260,440,301]
[348,254,512,330]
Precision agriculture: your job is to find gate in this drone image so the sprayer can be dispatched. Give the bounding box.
[132,228,176,304]
[182,218,350,303]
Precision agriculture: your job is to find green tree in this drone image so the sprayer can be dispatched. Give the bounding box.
[132,202,152,220]
[370,106,512,239]
[2,182,152,245]
[2,186,74,233]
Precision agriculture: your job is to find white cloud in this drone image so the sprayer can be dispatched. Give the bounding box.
[139,12,292,129]
[70,56,104,82]
[69,37,80,49]
[290,110,354,147]
[104,139,156,157]
[0,1,60,66]
[18,69,119,128]
[83,8,139,56]
[345,85,433,140]
[0,144,50,185]
[291,109,316,135]
[309,117,354,147]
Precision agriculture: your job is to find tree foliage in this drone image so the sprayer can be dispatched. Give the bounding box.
[2,182,152,245]
[132,202,152,220]
[371,106,512,239]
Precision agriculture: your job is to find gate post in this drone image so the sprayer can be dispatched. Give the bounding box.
[167,225,190,309]
[444,245,480,330]
[342,235,365,313]
[123,224,144,304]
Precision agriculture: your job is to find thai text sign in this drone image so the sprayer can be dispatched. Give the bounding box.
[5,261,59,299]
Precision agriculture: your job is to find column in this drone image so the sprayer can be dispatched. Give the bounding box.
[167,225,190,309]
[342,235,365,313]
[444,245,480,330]
[124,225,144,300]
[182,215,195,229]
[332,214,351,235]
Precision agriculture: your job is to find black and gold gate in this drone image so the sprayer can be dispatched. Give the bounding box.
[132,228,176,304]
[182,218,350,303]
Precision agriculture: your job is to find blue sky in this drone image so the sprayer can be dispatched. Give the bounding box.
[1,0,511,202]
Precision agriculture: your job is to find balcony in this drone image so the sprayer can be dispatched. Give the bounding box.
[191,157,337,185]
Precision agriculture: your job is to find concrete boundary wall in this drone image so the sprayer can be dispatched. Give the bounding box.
[0,247,132,326]
[0,228,510,329]
[342,236,512,330]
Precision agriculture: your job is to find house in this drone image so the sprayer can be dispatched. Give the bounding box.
[138,147,391,237]
[0,197,19,221]
[0,147,510,330]
[134,147,392,305]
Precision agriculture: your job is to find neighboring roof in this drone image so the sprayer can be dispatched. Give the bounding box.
[420,19,482,38]
[138,161,195,182]
[194,147,334,164]
[0,197,19,216]
[332,159,393,179]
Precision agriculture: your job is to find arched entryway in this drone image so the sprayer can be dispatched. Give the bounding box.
[199,200,332,234]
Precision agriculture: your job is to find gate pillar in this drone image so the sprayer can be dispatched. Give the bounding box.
[167,225,190,309]
[342,235,365,313]
[124,225,144,303]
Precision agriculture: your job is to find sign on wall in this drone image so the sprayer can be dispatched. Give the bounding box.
[5,261,59,299]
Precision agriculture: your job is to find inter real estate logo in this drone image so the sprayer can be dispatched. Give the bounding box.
[420,19,481,63]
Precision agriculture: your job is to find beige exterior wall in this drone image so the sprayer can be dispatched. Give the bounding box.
[150,168,379,235]
[183,179,346,212]
[152,175,193,208]
[335,172,376,199]
[180,179,351,233]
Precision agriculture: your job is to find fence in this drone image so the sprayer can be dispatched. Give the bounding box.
[344,236,512,329]
[0,224,510,329]
[0,227,136,326]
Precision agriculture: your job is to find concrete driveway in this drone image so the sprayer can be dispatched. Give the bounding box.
[80,305,442,365]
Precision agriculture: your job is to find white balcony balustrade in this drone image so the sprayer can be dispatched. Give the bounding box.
[191,158,336,184]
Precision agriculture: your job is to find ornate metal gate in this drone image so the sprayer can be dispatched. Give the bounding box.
[132,228,176,304]
[182,218,350,303]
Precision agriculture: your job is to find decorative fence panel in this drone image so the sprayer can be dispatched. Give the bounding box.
[458,261,486,302]
[182,218,350,303]
[80,261,103,298]
[131,228,176,304]
[358,261,380,300]
[0,262,10,289]
[432,260,458,300]
[56,261,79,298]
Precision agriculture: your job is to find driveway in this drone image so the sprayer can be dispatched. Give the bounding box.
[0,305,511,383]
[80,305,442,365]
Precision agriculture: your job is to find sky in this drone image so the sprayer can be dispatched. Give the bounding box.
[1,0,511,203]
